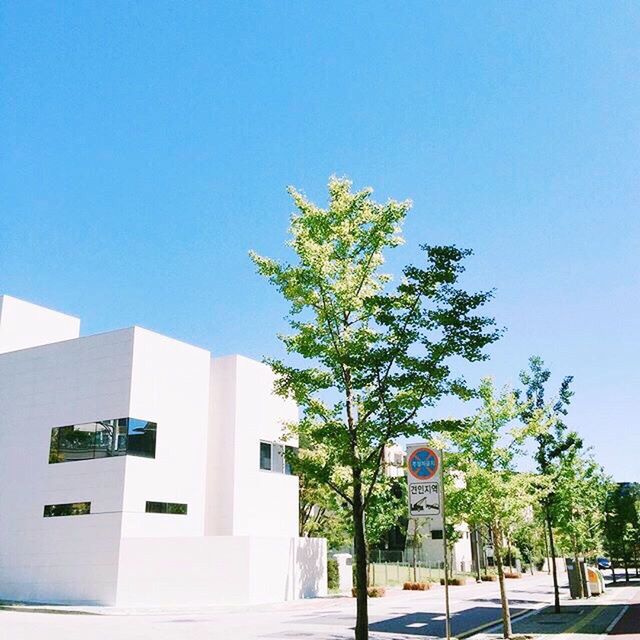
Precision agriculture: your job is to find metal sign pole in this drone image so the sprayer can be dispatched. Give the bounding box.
[406,444,448,639]
[441,450,451,640]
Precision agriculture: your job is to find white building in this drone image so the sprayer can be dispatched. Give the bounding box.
[383,443,406,478]
[411,517,474,573]
[0,295,326,606]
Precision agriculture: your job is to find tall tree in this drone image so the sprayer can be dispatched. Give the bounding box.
[251,177,499,640]
[447,378,543,639]
[520,356,580,613]
[604,483,640,582]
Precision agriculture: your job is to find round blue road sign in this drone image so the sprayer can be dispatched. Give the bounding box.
[408,447,439,480]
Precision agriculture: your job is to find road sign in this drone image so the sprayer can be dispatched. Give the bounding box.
[406,445,441,517]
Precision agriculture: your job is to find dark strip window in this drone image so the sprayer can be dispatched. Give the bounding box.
[145,501,188,515]
[44,502,91,517]
[49,418,157,464]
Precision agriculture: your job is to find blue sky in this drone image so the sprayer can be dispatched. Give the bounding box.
[1,2,638,480]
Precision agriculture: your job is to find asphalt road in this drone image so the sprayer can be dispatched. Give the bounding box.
[0,572,564,640]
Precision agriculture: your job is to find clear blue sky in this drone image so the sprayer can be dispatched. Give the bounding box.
[1,2,638,480]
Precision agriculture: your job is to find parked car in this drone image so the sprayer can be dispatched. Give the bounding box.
[597,557,611,570]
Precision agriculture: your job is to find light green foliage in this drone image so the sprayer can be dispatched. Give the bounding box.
[551,448,611,558]
[296,451,351,549]
[251,177,498,503]
[297,447,406,550]
[447,378,541,532]
[446,378,544,638]
[251,177,499,640]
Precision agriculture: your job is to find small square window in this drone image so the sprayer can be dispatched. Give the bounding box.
[431,529,443,540]
[284,445,298,475]
[260,441,272,471]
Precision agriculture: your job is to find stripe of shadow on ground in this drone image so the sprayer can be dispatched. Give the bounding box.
[511,603,629,637]
[609,603,640,636]
[368,606,526,637]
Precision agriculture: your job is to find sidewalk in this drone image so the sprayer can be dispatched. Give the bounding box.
[608,585,640,639]
[471,581,640,640]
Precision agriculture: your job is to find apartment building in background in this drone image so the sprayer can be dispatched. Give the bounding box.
[0,295,326,606]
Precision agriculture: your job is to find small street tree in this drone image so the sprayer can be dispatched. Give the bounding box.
[251,177,499,640]
[447,378,543,639]
[552,447,611,596]
[520,356,580,613]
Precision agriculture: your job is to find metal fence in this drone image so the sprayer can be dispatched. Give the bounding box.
[369,561,447,586]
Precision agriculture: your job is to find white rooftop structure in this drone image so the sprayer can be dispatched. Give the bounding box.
[0,295,326,606]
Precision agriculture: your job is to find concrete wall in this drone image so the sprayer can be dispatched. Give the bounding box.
[115,535,327,606]
[206,355,300,539]
[0,329,135,604]
[0,295,80,355]
[120,328,211,539]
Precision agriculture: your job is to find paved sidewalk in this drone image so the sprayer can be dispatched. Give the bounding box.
[608,585,640,639]
[470,582,640,640]
[0,572,554,640]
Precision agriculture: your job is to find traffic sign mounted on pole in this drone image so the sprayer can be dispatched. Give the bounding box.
[406,445,441,517]
[406,443,450,640]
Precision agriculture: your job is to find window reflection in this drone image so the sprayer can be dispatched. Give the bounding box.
[43,502,91,517]
[259,441,272,471]
[145,501,187,515]
[49,418,157,464]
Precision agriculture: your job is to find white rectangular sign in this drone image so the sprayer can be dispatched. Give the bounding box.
[406,445,442,518]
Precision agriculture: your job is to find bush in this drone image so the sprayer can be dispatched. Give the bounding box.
[481,574,497,582]
[403,581,431,591]
[440,577,467,586]
[352,586,386,598]
[327,558,339,590]
[504,571,522,579]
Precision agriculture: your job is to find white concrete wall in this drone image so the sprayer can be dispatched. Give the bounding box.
[116,535,327,606]
[232,356,299,538]
[206,355,300,539]
[0,295,80,354]
[120,328,211,539]
[204,356,237,535]
[0,328,134,604]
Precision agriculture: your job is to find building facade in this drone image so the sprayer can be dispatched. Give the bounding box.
[0,295,326,606]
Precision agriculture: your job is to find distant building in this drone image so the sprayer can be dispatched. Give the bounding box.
[0,295,326,606]
[383,443,406,477]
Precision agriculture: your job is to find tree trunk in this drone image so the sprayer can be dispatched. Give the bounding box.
[623,551,630,582]
[474,528,482,582]
[572,531,584,599]
[545,509,561,614]
[492,524,512,639]
[353,475,369,640]
[574,550,584,599]
[507,537,513,573]
[543,524,551,575]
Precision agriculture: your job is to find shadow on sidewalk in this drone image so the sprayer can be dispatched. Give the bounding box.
[609,603,640,636]
[368,601,635,638]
